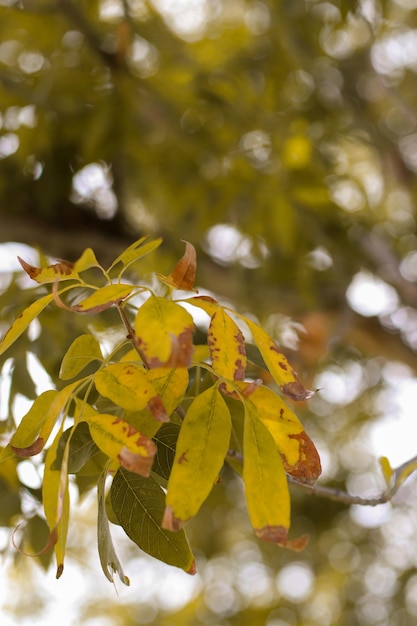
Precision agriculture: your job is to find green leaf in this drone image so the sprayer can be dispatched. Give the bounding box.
[53,422,100,473]
[95,363,169,421]
[243,401,308,551]
[0,292,54,356]
[111,468,196,574]
[107,236,163,275]
[60,334,104,380]
[97,467,130,586]
[134,296,195,368]
[162,385,231,530]
[152,423,180,480]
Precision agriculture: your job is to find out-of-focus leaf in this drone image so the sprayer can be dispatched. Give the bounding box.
[162,385,231,530]
[10,390,59,456]
[243,401,308,551]
[59,334,103,380]
[95,362,168,421]
[97,467,130,586]
[42,426,70,578]
[0,293,55,356]
[111,468,196,574]
[107,236,162,275]
[134,295,195,368]
[73,248,102,273]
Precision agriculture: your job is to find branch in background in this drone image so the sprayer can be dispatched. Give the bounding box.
[227,449,417,507]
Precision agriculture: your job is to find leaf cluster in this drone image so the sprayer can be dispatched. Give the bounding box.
[0,237,321,582]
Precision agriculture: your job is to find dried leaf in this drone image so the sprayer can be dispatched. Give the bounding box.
[158,241,197,291]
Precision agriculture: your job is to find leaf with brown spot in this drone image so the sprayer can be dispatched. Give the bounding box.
[86,413,157,477]
[134,295,195,368]
[238,383,321,486]
[245,319,314,401]
[163,385,231,529]
[208,309,247,390]
[18,257,78,284]
[95,363,169,421]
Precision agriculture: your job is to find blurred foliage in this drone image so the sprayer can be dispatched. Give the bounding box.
[2,0,417,624]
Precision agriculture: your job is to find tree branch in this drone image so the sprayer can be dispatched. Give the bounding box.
[226,449,417,507]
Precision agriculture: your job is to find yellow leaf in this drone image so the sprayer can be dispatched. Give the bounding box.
[134,296,194,368]
[162,385,231,530]
[208,309,246,386]
[87,414,157,477]
[42,426,70,577]
[18,256,79,284]
[95,362,169,421]
[243,401,308,551]
[246,319,314,401]
[240,383,321,486]
[0,293,55,356]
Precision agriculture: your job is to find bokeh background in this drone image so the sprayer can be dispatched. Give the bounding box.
[2,1,417,624]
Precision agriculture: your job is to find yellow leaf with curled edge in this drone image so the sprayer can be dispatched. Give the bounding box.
[237,383,321,486]
[95,362,169,422]
[86,414,157,477]
[243,399,309,551]
[245,319,314,401]
[134,295,195,368]
[208,308,246,390]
